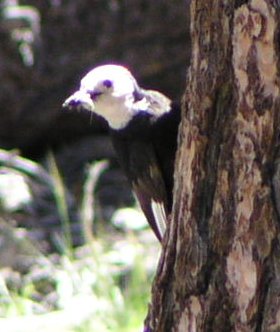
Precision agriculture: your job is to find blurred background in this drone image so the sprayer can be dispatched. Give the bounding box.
[0,1,189,331]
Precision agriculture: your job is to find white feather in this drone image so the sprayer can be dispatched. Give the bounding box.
[79,65,139,129]
[65,65,172,131]
[151,200,166,238]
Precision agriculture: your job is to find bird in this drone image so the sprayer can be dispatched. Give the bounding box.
[63,64,180,242]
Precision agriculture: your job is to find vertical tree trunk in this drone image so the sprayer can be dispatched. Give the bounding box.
[145,1,280,331]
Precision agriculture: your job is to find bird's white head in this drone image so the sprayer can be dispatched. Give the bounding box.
[64,64,144,129]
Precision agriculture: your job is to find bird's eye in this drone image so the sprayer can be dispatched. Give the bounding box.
[103,80,113,88]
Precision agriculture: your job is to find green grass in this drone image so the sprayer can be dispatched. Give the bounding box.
[0,152,159,332]
[0,240,153,331]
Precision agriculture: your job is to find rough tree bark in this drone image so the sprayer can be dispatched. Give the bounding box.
[146,1,280,331]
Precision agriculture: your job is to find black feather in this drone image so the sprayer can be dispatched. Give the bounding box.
[110,101,180,241]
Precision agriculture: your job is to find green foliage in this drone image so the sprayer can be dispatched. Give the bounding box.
[0,242,153,331]
[48,152,73,257]
[0,155,158,332]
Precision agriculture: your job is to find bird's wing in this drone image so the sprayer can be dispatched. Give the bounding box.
[131,160,168,241]
[133,89,172,118]
[133,186,165,242]
[112,136,168,242]
[144,90,172,116]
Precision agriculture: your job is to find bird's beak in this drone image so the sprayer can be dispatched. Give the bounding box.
[63,90,95,111]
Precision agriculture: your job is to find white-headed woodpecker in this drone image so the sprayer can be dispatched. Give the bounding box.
[63,65,180,242]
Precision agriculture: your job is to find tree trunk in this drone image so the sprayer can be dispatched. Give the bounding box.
[145,1,280,331]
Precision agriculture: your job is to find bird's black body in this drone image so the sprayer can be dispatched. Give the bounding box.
[63,64,180,242]
[110,102,180,241]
